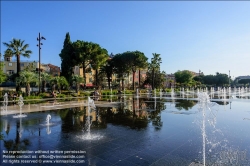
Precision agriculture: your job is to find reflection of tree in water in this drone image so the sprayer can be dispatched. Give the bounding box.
[58,98,166,131]
[100,98,166,129]
[59,107,107,133]
[4,120,30,155]
[213,101,229,105]
[175,99,197,111]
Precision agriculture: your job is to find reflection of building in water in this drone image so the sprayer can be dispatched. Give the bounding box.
[107,99,149,119]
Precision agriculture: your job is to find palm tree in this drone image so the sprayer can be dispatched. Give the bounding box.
[3,39,32,91]
[150,53,162,90]
[16,71,37,96]
[3,39,32,76]
[50,76,69,93]
[71,75,84,93]
[41,72,51,93]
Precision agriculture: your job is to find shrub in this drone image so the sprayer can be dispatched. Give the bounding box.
[57,93,66,98]
[24,96,42,100]
[38,92,50,98]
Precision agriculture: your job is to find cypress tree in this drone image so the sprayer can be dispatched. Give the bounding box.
[59,32,75,83]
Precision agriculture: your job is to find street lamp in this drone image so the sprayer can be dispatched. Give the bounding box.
[37,32,46,93]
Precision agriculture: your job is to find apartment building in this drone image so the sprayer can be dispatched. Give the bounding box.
[73,64,147,89]
[1,56,60,76]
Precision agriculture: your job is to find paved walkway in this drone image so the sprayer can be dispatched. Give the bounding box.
[0,98,120,116]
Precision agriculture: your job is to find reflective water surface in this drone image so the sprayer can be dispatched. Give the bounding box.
[1,95,250,166]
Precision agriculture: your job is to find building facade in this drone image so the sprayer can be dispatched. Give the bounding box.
[1,56,60,76]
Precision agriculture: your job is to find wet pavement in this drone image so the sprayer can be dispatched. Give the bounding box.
[1,97,250,166]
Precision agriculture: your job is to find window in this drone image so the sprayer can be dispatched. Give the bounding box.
[21,63,24,67]
[89,78,92,82]
[6,57,10,61]
[8,63,12,66]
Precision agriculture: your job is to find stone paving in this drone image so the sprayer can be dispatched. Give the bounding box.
[0,98,119,116]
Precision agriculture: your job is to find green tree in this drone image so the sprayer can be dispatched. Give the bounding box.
[72,41,92,84]
[100,57,116,89]
[238,79,250,86]
[148,53,162,90]
[3,39,32,91]
[144,69,166,89]
[50,76,69,93]
[120,51,148,90]
[59,32,75,83]
[89,44,109,88]
[41,72,51,93]
[71,75,84,93]
[0,54,6,84]
[174,70,194,86]
[215,72,229,86]
[16,71,37,96]
[112,54,130,90]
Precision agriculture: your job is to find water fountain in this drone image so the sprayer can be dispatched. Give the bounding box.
[40,114,53,134]
[80,97,103,140]
[46,114,52,126]
[136,88,139,98]
[171,88,175,98]
[2,93,8,112]
[13,95,27,118]
[196,92,235,165]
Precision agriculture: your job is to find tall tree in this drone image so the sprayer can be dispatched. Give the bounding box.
[120,51,148,90]
[149,53,162,90]
[112,53,130,90]
[89,44,109,88]
[100,57,115,89]
[59,32,75,82]
[72,40,109,87]
[3,39,32,91]
[72,40,91,85]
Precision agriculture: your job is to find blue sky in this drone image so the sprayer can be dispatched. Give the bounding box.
[1,1,250,79]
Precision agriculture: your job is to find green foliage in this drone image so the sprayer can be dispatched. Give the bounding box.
[0,62,6,84]
[72,40,109,85]
[51,76,69,92]
[174,70,194,85]
[24,95,42,101]
[16,71,38,96]
[144,53,162,90]
[71,75,84,93]
[117,51,148,90]
[238,79,250,85]
[57,93,66,98]
[3,38,32,76]
[199,72,229,86]
[59,32,75,82]
[38,92,50,98]
[41,72,52,93]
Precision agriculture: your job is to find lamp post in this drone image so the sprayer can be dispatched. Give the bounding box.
[229,70,230,86]
[37,33,46,93]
